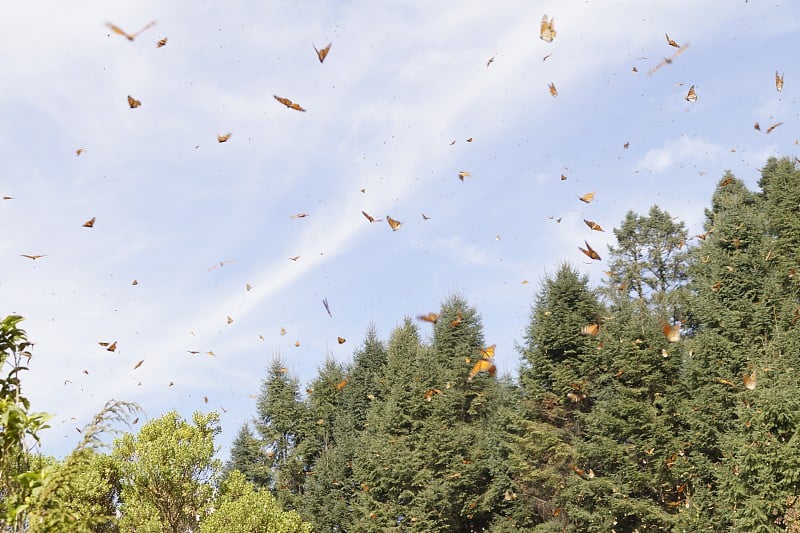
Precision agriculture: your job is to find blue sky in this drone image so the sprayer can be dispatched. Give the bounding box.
[1,1,798,458]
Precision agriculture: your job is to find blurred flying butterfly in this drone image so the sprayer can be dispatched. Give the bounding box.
[662,323,680,343]
[417,312,439,324]
[335,378,349,391]
[322,298,332,318]
[75,148,85,156]
[540,15,556,42]
[217,133,231,143]
[106,21,156,41]
[127,95,141,108]
[468,345,496,381]
[314,42,332,63]
[665,33,679,47]
[274,95,306,112]
[583,219,604,232]
[289,255,300,261]
[578,241,601,261]
[291,213,309,218]
[337,336,346,344]
[578,192,595,203]
[156,37,168,48]
[82,217,95,228]
[458,171,471,181]
[776,71,784,92]
[648,43,690,75]
[486,54,496,67]
[742,372,757,390]
[548,82,558,97]
[481,344,496,359]
[21,254,46,260]
[132,279,138,285]
[386,215,402,231]
[423,388,442,401]
[754,122,761,131]
[766,122,783,134]
[450,311,463,327]
[133,359,144,370]
[422,213,431,220]
[685,85,697,103]
[581,323,600,336]
[362,211,382,223]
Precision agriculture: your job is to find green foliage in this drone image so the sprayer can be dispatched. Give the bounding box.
[199,470,311,533]
[226,422,272,487]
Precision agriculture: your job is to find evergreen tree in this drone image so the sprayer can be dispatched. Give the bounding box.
[226,422,271,487]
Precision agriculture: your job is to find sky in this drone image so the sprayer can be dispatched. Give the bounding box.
[1,1,799,459]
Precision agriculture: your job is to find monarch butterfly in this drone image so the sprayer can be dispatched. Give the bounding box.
[720,177,734,186]
[314,42,332,63]
[322,298,332,317]
[132,279,138,285]
[583,219,604,232]
[450,311,463,327]
[106,21,156,41]
[486,54,496,67]
[481,344,496,359]
[648,43,690,75]
[21,254,46,260]
[766,122,783,134]
[386,215,402,231]
[291,213,309,219]
[226,316,233,324]
[662,323,680,343]
[288,255,300,261]
[156,37,168,48]
[776,71,784,92]
[578,192,595,203]
[99,341,117,352]
[273,95,306,112]
[458,171,471,181]
[685,85,697,103]
[467,358,496,381]
[75,148,85,156]
[578,241,601,261]
[566,391,586,403]
[246,283,253,291]
[560,174,567,181]
[581,323,600,336]
[423,388,442,401]
[127,95,141,108]
[539,15,556,43]
[362,211,382,223]
[280,327,286,336]
[417,312,439,324]
[665,33,679,47]
[337,336,346,344]
[548,82,558,97]
[422,213,431,220]
[82,217,95,228]
[742,372,757,390]
[335,377,349,391]
[217,132,231,143]
[133,359,144,370]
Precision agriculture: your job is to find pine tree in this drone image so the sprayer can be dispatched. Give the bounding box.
[225,423,271,487]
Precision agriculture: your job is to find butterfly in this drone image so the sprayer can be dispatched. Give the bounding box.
[98,341,117,352]
[581,323,600,336]
[466,137,473,142]
[468,344,497,381]
[75,148,85,156]
[217,133,231,143]
[754,122,761,131]
[423,388,442,401]
[648,43,690,75]
[314,42,332,63]
[335,378,349,391]
[486,54,496,67]
[417,312,439,324]
[560,174,567,181]
[623,142,630,149]
[156,37,168,48]
[106,21,157,41]
[742,371,757,390]
[578,192,595,203]
[133,359,144,370]
[21,254,46,260]
[208,259,235,271]
[566,391,587,403]
[386,215,402,231]
[132,279,138,285]
[662,323,681,343]
[766,122,783,134]
[578,241,601,261]
[685,85,698,103]
[127,95,141,108]
[3,196,13,200]
[274,95,306,112]
[548,82,558,97]
[246,283,253,291]
[288,255,300,261]
[226,316,233,324]
[540,15,556,43]
[458,171,471,181]
[322,298,332,318]
[337,336,346,344]
[362,211,382,223]
[776,71,784,92]
[665,33,679,47]
[583,219,604,232]
[280,327,286,336]
[450,311,463,327]
[82,217,95,228]
[422,213,431,220]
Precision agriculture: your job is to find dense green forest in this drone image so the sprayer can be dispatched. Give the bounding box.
[3,157,800,531]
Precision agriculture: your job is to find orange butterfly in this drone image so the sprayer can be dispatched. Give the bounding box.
[417,312,439,324]
[458,171,471,181]
[766,122,783,134]
[742,371,757,390]
[99,341,117,352]
[548,82,558,97]
[289,255,300,261]
[335,377,349,391]
[776,71,784,92]
[422,213,431,220]
[386,215,402,231]
[540,15,556,43]
[754,122,761,131]
[132,280,138,285]
[82,217,95,228]
[581,323,600,336]
[337,336,346,344]
[106,21,156,41]
[362,211,382,223]
[578,241,601,261]
[662,323,680,343]
[685,85,698,103]
[127,95,141,108]
[21,254,46,260]
[450,311,463,327]
[578,192,595,203]
[217,133,232,143]
[647,43,690,75]
[423,388,443,401]
[274,95,306,112]
[133,359,144,370]
[467,358,496,381]
[75,148,85,156]
[156,37,168,48]
[566,391,586,403]
[665,33,679,47]
[314,42,332,63]
[226,316,233,324]
[291,213,309,219]
[583,219,604,232]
